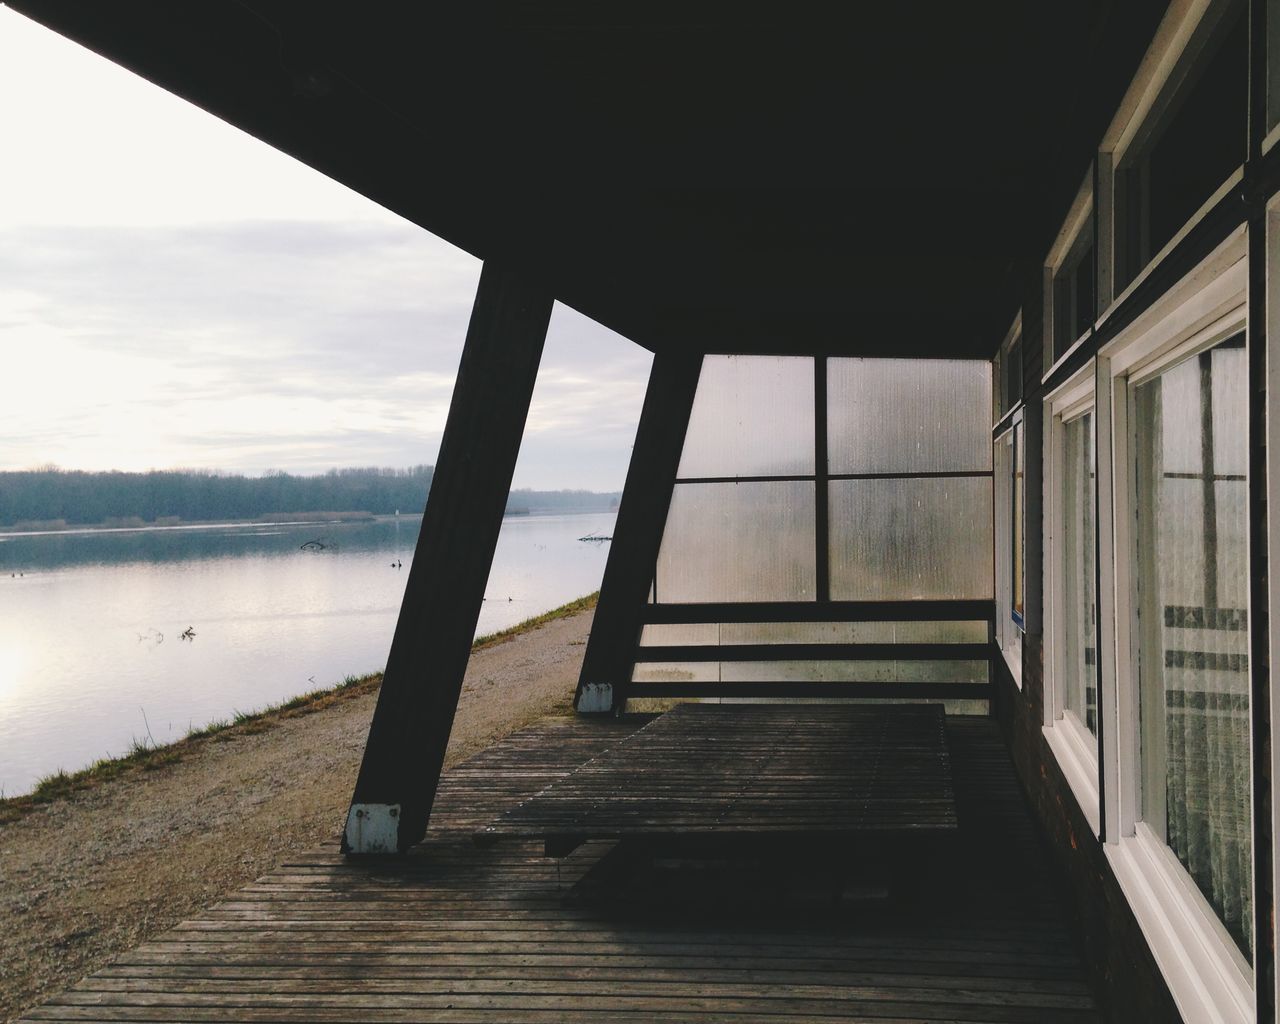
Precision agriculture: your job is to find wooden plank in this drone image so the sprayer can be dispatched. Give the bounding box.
[344,262,554,853]
[17,715,1102,1024]
[482,705,957,842]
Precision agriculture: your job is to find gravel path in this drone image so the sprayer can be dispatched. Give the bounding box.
[0,606,594,1022]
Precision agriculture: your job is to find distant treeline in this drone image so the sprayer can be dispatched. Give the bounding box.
[0,467,620,529]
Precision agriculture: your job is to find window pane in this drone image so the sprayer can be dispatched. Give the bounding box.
[723,660,988,683]
[829,477,993,600]
[632,660,988,683]
[677,355,815,478]
[1052,224,1095,362]
[1271,0,1280,136]
[639,621,988,645]
[1133,336,1252,958]
[638,624,720,647]
[1114,1,1246,292]
[656,481,815,602]
[1062,412,1097,737]
[1012,420,1025,621]
[828,359,992,473]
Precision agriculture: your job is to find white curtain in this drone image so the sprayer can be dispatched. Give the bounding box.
[1138,341,1251,958]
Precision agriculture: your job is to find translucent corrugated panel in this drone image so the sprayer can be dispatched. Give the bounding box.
[722,660,987,683]
[639,624,720,647]
[828,359,992,474]
[829,477,993,600]
[1133,334,1252,959]
[677,355,815,478]
[720,620,988,644]
[630,661,988,683]
[631,662,720,683]
[655,481,816,602]
[639,621,988,645]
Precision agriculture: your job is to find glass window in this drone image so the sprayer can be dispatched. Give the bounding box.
[655,481,816,602]
[1052,221,1095,362]
[1270,0,1280,139]
[1062,410,1097,736]
[1114,0,1246,293]
[993,430,1022,681]
[1132,335,1251,959]
[1012,418,1025,626]
[633,660,989,684]
[1000,334,1023,415]
[639,621,989,646]
[827,359,991,473]
[676,355,815,478]
[829,477,993,601]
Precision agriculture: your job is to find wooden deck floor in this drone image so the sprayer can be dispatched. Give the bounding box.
[19,713,1102,1023]
[483,704,957,842]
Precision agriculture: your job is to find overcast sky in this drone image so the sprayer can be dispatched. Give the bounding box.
[0,7,652,490]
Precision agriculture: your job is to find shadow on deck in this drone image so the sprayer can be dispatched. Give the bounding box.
[20,714,1101,1023]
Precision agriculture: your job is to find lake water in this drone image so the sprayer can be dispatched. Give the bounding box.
[0,512,614,796]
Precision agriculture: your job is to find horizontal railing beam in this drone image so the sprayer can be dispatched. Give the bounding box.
[636,642,991,662]
[626,681,991,700]
[642,600,996,625]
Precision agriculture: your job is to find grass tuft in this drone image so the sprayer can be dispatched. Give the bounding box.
[0,591,598,827]
[473,592,598,651]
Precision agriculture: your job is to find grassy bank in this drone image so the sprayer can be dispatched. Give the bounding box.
[0,592,598,826]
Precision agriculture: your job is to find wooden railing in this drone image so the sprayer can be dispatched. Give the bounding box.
[628,599,996,702]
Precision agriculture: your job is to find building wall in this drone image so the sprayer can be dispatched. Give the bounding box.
[990,274,1184,1021]
[993,639,1183,1021]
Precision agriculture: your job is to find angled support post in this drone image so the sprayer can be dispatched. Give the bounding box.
[343,262,552,854]
[574,348,702,714]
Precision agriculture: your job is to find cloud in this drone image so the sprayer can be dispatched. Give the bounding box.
[0,221,650,487]
[0,8,652,490]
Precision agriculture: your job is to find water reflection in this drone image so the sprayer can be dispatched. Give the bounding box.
[0,512,612,796]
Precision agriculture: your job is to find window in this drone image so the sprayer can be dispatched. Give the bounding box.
[1270,0,1280,148]
[1012,416,1026,629]
[994,424,1022,684]
[996,319,1023,421]
[1102,229,1251,1024]
[827,358,992,602]
[1045,176,1096,368]
[643,356,994,706]
[655,355,816,603]
[1044,366,1100,831]
[1131,336,1251,959]
[1061,410,1097,738]
[1110,0,1246,296]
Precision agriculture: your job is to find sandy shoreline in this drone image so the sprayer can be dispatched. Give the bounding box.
[0,605,594,1022]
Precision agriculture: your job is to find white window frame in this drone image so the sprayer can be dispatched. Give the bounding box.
[1043,172,1096,383]
[1265,192,1280,1023]
[1097,0,1246,327]
[1100,226,1253,1024]
[995,313,1022,426]
[994,419,1023,687]
[1043,362,1101,836]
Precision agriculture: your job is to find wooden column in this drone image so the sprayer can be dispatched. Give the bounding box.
[343,262,552,854]
[574,349,702,714]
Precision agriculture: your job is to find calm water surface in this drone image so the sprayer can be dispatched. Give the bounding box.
[0,512,613,796]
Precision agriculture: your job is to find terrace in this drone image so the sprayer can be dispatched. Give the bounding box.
[9,1,1277,1021]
